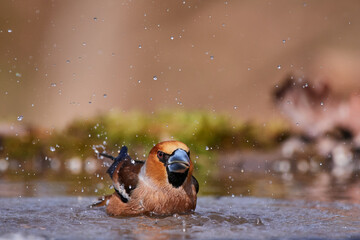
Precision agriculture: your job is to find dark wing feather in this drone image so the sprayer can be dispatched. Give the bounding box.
[105,146,129,179]
[101,146,144,203]
[192,176,199,193]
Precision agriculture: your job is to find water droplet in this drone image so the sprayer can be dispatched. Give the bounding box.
[170,36,174,40]
[82,42,86,46]
[256,218,263,225]
[320,102,324,106]
[277,65,282,70]
[153,76,158,81]
[93,17,98,21]
[66,60,71,64]
[51,83,56,87]
[205,146,209,151]
[210,56,214,60]
[233,106,237,110]
[138,45,142,49]
[282,40,286,44]
[103,94,107,98]
[17,115,23,121]
[15,73,22,77]
[138,80,141,83]
[7,29,12,33]
[50,146,56,152]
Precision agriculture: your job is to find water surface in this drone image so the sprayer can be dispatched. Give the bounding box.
[1,197,360,240]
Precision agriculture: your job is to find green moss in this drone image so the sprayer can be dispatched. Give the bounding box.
[0,110,291,176]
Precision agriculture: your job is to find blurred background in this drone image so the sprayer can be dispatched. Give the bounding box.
[1,0,360,202]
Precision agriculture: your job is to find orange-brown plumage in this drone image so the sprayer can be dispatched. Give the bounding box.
[93,141,199,216]
[145,141,191,186]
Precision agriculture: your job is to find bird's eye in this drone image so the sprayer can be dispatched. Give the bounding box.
[157,151,164,159]
[157,151,168,165]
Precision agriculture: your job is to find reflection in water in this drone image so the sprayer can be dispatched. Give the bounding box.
[203,171,360,203]
[1,148,360,203]
[1,170,360,204]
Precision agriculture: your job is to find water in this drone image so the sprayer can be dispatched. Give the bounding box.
[2,150,360,239]
[1,197,359,240]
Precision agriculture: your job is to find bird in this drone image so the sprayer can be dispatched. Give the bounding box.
[91,140,199,216]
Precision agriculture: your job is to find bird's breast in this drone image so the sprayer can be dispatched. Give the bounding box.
[131,177,197,215]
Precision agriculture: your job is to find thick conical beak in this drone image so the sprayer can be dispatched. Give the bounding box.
[167,149,190,173]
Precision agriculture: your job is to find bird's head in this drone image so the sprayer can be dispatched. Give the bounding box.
[145,141,193,188]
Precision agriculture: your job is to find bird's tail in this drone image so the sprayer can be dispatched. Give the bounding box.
[90,195,112,208]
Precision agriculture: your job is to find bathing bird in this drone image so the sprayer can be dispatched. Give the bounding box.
[92,140,199,216]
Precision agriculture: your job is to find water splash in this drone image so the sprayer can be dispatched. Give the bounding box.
[92,144,108,164]
[92,144,105,155]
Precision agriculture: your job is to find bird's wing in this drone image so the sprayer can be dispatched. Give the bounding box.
[192,176,199,194]
[101,146,144,203]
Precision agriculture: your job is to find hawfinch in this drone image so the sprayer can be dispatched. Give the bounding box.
[92,141,199,216]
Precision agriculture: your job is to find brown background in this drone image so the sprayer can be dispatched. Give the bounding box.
[1,0,360,128]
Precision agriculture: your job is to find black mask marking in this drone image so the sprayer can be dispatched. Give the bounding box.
[166,168,189,188]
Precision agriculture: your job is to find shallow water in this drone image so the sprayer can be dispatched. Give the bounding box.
[1,197,360,240]
[2,150,360,240]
